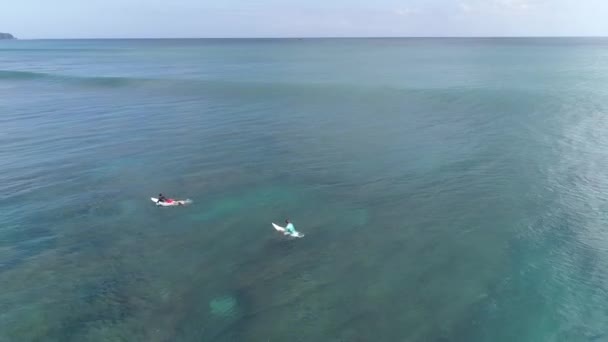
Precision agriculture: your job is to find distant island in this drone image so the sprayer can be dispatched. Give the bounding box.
[0,33,16,39]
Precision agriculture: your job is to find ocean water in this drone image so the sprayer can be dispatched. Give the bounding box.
[2,38,608,341]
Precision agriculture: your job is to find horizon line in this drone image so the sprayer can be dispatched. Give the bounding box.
[11,35,608,41]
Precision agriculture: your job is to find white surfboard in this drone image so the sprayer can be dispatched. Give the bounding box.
[272,223,304,238]
[151,197,191,207]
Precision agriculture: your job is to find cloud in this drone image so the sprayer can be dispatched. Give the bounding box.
[459,2,474,13]
[459,0,541,13]
[394,8,418,16]
[495,0,534,10]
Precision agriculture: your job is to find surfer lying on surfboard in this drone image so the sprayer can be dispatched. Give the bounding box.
[152,194,192,206]
[157,193,183,205]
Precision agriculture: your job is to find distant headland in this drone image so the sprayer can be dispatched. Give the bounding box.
[0,33,16,39]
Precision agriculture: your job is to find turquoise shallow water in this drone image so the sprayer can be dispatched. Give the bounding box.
[3,38,608,341]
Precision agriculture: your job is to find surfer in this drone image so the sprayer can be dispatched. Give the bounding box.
[285,219,296,235]
[157,193,168,203]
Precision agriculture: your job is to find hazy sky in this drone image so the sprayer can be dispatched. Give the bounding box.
[2,0,608,38]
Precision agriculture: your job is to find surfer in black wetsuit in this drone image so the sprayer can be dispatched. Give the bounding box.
[157,193,167,203]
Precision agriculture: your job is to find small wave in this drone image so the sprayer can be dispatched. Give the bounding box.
[0,70,48,80]
[0,69,145,88]
[0,69,532,100]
